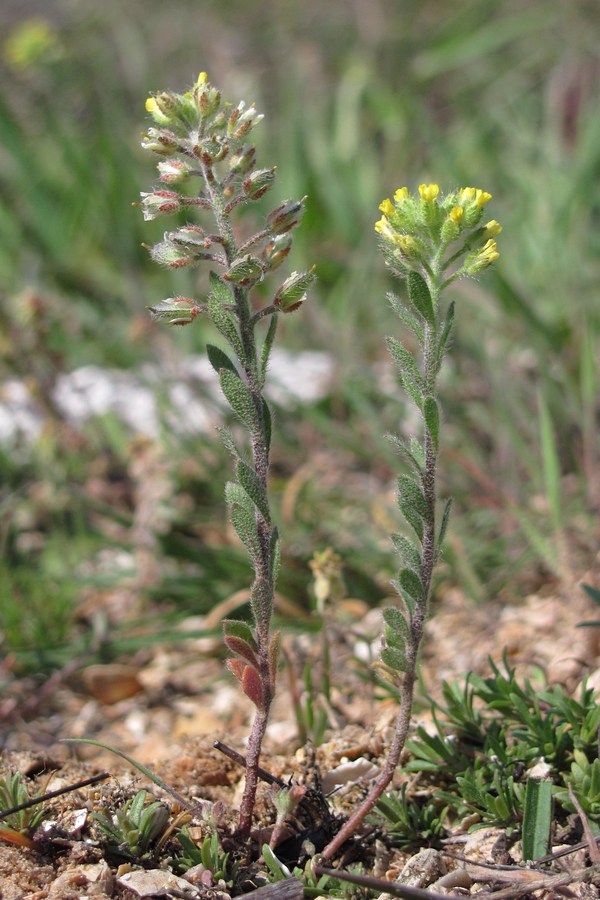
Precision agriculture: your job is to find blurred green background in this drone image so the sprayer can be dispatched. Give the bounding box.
[1,0,599,673]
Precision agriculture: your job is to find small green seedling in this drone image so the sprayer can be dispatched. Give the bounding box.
[93,789,170,861]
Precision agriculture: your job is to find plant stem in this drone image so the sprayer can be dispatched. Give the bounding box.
[321,276,441,861]
[202,157,277,840]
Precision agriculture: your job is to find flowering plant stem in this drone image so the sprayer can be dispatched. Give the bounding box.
[321,183,501,860]
[139,73,314,840]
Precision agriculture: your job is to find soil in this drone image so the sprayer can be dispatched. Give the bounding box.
[1,553,600,898]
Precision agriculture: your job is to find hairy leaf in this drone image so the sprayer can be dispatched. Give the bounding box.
[398,567,425,605]
[408,271,435,324]
[224,481,254,512]
[251,577,273,626]
[260,314,278,387]
[206,343,237,375]
[381,645,408,673]
[385,434,424,474]
[436,498,453,557]
[207,294,243,356]
[223,619,257,649]
[386,337,426,395]
[237,460,270,522]
[230,503,261,562]
[391,534,422,573]
[383,606,410,642]
[220,368,258,431]
[388,292,425,346]
[224,634,259,669]
[423,396,440,453]
[436,301,455,371]
[216,426,240,460]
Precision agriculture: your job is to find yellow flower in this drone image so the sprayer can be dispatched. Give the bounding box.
[145,96,171,125]
[418,183,440,202]
[478,239,500,265]
[449,206,464,224]
[474,189,492,207]
[196,71,208,85]
[374,216,395,240]
[378,198,395,217]
[484,219,502,236]
[459,187,475,204]
[394,187,409,203]
[396,235,417,256]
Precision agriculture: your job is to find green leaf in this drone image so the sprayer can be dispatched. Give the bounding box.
[385,434,424,474]
[436,301,455,371]
[230,502,261,562]
[261,397,272,455]
[270,528,281,585]
[216,426,240,460]
[398,474,429,519]
[206,343,237,375]
[381,645,408,672]
[237,460,270,522]
[400,505,424,542]
[260,314,278,387]
[219,368,258,431]
[224,481,254,512]
[383,606,410,642]
[223,619,257,649]
[522,779,552,861]
[209,269,233,304]
[398,567,425,605]
[386,337,426,395]
[423,396,440,453]
[436,498,452,556]
[251,577,273,626]
[408,271,435,324]
[207,290,243,356]
[391,533,422,573]
[388,292,425,346]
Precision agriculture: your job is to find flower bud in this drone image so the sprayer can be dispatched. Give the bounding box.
[484,219,502,237]
[261,234,292,271]
[150,240,196,268]
[274,266,316,313]
[267,197,306,235]
[146,297,204,326]
[195,135,229,163]
[157,158,192,184]
[223,255,265,286]
[138,190,181,221]
[228,101,264,140]
[463,238,500,274]
[418,183,440,202]
[191,72,221,117]
[229,145,257,175]
[167,224,209,248]
[141,128,182,156]
[378,198,395,217]
[146,91,198,130]
[440,206,463,243]
[243,167,276,200]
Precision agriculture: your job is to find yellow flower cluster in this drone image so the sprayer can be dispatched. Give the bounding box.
[374,183,501,275]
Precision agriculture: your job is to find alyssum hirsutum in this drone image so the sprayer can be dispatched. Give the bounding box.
[138,70,502,854]
[138,72,314,840]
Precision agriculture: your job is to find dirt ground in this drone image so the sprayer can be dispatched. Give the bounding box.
[1,552,600,898]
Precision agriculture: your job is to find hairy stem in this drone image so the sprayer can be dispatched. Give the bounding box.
[202,157,277,839]
[321,277,441,860]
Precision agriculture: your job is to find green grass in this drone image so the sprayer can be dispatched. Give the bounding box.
[0,0,599,670]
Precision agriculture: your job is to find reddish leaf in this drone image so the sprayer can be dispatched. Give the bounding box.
[223,635,259,669]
